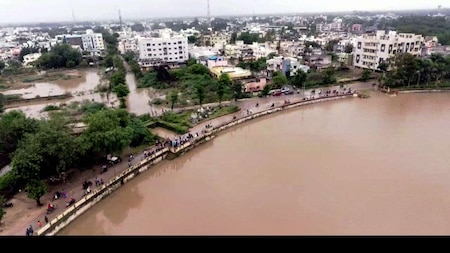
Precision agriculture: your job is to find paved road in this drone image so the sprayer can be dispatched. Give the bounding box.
[17,80,375,236]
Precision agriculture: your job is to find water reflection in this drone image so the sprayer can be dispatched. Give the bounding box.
[60,93,450,235]
[5,70,169,119]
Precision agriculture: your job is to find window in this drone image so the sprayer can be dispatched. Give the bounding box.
[179,56,183,59]
[178,41,182,44]
[163,42,166,45]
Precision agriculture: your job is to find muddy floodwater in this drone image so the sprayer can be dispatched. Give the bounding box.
[4,70,165,118]
[150,127,178,139]
[59,92,450,235]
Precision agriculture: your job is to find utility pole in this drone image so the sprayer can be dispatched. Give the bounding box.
[118,9,123,31]
[207,0,211,30]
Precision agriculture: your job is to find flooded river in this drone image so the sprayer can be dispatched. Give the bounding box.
[59,92,450,235]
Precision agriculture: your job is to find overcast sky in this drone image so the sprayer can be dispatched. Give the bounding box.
[0,0,446,24]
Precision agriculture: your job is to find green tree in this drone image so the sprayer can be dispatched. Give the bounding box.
[325,39,339,52]
[195,83,206,106]
[0,111,38,155]
[323,67,337,85]
[112,83,130,98]
[290,70,307,89]
[361,69,372,81]
[272,72,288,88]
[11,116,78,178]
[128,116,155,147]
[261,85,271,96]
[186,58,197,67]
[188,36,198,44]
[168,90,179,110]
[12,148,43,182]
[0,93,4,113]
[0,60,5,70]
[25,180,47,206]
[35,44,82,69]
[344,44,354,54]
[0,207,4,224]
[267,52,277,59]
[231,80,243,101]
[83,109,133,155]
[217,73,231,104]
[103,55,114,68]
[230,32,238,44]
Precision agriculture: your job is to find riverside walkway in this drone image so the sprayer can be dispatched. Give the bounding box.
[2,81,373,236]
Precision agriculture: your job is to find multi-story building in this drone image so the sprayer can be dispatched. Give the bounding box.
[118,38,138,54]
[55,29,105,52]
[267,56,310,76]
[81,29,105,52]
[137,34,188,69]
[353,30,423,71]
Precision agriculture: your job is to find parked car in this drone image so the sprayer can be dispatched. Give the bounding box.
[281,87,290,93]
[284,90,295,95]
[272,91,283,96]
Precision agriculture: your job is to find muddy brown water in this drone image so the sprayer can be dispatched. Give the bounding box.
[4,71,166,118]
[58,92,450,235]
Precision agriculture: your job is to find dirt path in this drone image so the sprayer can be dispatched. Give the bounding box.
[0,81,373,235]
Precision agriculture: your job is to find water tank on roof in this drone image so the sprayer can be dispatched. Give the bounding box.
[209,56,217,60]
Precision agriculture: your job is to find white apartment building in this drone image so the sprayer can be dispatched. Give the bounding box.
[55,29,105,52]
[137,34,188,68]
[81,29,105,52]
[267,56,310,77]
[23,53,41,66]
[353,30,423,70]
[118,38,138,54]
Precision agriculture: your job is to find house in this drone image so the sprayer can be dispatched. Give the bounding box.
[22,52,41,66]
[243,77,268,93]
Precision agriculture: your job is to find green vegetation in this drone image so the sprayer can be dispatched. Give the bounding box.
[35,44,82,69]
[384,16,450,45]
[0,108,156,206]
[237,32,265,44]
[272,71,289,88]
[0,93,4,113]
[2,94,21,101]
[236,57,268,72]
[22,72,74,83]
[209,105,240,118]
[42,105,60,112]
[123,51,143,79]
[148,104,240,134]
[382,53,450,89]
[138,64,236,106]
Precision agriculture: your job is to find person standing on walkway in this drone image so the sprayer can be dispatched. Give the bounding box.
[38,220,42,227]
[44,216,49,224]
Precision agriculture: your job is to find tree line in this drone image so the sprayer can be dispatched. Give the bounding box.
[0,107,156,210]
[381,53,450,88]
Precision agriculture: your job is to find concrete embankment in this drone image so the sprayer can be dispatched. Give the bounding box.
[4,94,72,109]
[396,89,450,94]
[38,93,357,236]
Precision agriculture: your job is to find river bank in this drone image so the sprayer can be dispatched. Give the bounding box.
[37,93,358,236]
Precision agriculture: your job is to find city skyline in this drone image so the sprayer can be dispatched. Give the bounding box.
[0,0,447,24]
